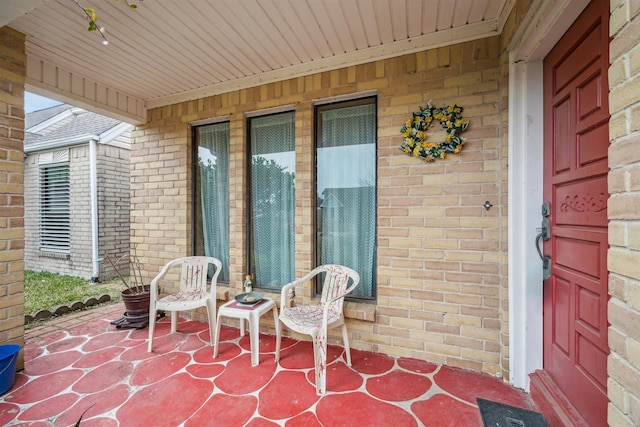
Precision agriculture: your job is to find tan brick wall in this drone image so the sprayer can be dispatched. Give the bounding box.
[24,143,130,279]
[0,26,25,369]
[132,36,507,377]
[24,141,130,280]
[97,142,130,279]
[608,1,640,425]
[24,148,92,276]
[131,112,192,283]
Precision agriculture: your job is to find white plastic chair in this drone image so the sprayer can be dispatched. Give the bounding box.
[275,264,360,394]
[147,256,222,352]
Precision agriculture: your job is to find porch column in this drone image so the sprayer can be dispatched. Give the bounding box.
[0,26,25,369]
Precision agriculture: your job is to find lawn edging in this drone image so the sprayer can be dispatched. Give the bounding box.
[24,294,114,326]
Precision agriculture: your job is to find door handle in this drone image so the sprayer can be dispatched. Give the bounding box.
[535,218,551,280]
[535,218,550,260]
[535,232,544,261]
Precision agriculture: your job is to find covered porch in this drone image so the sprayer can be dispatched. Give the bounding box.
[2,302,534,426]
[2,0,640,425]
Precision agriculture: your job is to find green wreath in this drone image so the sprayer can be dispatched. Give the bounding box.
[399,103,469,162]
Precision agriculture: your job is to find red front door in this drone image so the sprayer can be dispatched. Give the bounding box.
[542,1,609,426]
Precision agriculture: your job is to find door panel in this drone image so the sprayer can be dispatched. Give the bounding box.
[542,1,609,426]
[553,28,602,92]
[551,277,571,354]
[555,176,607,227]
[554,237,600,278]
[578,122,608,166]
[552,98,571,173]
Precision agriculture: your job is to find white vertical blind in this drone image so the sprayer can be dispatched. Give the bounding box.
[39,163,71,252]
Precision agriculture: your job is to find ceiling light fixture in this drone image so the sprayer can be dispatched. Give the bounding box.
[70,0,140,45]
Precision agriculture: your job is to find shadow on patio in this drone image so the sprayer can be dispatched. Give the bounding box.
[1,302,536,426]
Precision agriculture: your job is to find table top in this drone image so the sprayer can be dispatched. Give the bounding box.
[221,297,275,312]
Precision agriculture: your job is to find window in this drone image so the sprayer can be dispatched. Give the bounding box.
[39,163,71,253]
[248,111,296,289]
[316,98,377,299]
[194,122,230,282]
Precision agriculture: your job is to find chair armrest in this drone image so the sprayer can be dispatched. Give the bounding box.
[280,279,307,309]
[149,258,182,299]
[280,269,320,308]
[150,259,180,285]
[280,282,293,309]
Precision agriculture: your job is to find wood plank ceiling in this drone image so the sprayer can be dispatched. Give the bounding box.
[8,0,512,121]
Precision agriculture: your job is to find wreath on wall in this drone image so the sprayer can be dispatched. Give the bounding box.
[399,103,470,162]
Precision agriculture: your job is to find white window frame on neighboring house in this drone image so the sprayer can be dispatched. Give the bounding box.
[38,150,71,256]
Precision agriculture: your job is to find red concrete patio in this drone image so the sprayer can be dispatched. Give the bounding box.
[1,302,537,426]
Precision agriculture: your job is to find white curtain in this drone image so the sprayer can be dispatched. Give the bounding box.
[318,103,376,297]
[197,123,230,281]
[250,112,296,288]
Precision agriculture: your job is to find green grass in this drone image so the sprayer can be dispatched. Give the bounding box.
[24,270,122,316]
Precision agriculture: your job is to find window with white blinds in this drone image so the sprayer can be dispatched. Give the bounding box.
[39,163,71,253]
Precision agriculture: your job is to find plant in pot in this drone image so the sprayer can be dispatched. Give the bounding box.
[105,249,153,329]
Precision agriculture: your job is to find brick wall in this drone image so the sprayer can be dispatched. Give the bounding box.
[132,36,508,377]
[69,145,93,276]
[24,145,93,278]
[24,142,131,280]
[607,1,640,425]
[0,27,25,368]
[130,113,192,284]
[98,142,130,279]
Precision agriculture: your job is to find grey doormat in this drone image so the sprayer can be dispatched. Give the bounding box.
[477,398,549,427]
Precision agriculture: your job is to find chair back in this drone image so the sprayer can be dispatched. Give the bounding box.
[178,257,222,294]
[318,264,360,314]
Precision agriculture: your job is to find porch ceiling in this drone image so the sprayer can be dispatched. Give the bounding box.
[7,0,513,123]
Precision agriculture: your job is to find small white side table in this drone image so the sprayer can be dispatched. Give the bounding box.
[213,298,279,366]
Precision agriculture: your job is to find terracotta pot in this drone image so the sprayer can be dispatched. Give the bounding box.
[121,285,150,318]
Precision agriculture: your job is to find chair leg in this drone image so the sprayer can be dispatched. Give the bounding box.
[170,310,178,333]
[271,307,280,363]
[213,313,222,358]
[275,321,281,362]
[147,308,156,352]
[341,324,352,366]
[313,331,328,395]
[206,300,216,345]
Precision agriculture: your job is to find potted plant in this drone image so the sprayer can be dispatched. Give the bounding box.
[106,248,152,329]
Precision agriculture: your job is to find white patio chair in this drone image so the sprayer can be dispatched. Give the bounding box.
[275,264,360,394]
[147,256,222,352]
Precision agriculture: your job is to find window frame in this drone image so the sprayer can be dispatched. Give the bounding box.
[39,162,71,254]
[246,110,296,291]
[192,121,231,283]
[314,96,378,301]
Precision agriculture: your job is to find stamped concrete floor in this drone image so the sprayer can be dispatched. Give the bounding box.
[1,302,537,426]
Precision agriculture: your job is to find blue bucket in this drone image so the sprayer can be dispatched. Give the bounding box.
[0,344,21,395]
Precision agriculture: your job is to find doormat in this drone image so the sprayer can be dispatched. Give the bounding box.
[477,398,549,427]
